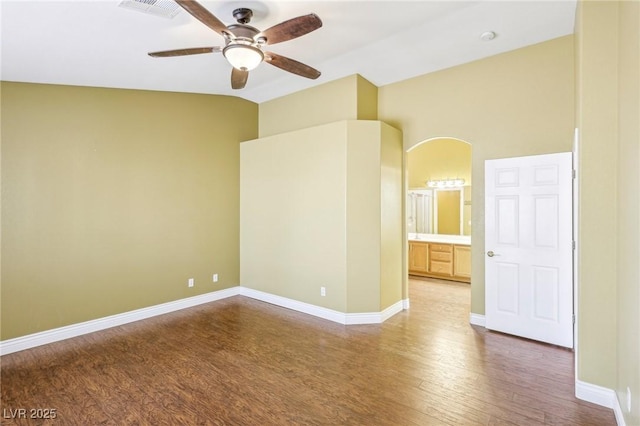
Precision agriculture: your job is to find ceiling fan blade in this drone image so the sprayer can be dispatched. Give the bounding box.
[265,52,321,80]
[174,0,229,36]
[260,14,322,45]
[231,68,249,89]
[148,47,222,57]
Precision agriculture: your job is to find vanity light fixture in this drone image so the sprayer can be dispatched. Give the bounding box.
[426,178,465,188]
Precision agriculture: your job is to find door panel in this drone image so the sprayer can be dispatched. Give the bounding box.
[496,263,520,314]
[534,195,559,248]
[485,152,573,348]
[532,266,559,321]
[496,196,519,246]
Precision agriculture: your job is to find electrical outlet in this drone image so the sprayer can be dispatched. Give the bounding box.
[627,387,632,413]
[213,274,219,283]
[188,278,194,288]
[321,286,326,297]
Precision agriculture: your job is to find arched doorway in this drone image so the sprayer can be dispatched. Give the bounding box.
[404,137,473,305]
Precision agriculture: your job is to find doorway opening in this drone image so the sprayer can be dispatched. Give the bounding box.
[406,137,472,287]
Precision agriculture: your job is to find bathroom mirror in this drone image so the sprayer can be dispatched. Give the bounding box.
[407,187,470,236]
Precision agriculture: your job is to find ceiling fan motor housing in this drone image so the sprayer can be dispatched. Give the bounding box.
[225,24,260,44]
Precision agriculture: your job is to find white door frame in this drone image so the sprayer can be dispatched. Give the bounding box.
[572,129,580,373]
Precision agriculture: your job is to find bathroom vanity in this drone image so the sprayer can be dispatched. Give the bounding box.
[408,233,471,283]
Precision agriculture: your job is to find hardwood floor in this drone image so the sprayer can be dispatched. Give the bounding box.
[1,278,616,425]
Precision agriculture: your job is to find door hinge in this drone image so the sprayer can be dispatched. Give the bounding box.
[572,241,576,250]
[572,169,576,179]
[572,314,576,324]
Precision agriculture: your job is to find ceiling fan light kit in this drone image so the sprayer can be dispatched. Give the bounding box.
[223,44,264,71]
[148,1,322,89]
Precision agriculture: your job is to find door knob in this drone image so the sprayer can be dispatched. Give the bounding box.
[487,250,495,257]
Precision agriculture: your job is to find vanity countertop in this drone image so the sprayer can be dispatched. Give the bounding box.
[408,233,471,245]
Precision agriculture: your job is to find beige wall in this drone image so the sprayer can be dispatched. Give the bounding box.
[346,121,403,312]
[357,75,379,122]
[379,35,575,314]
[576,0,640,421]
[240,120,402,313]
[574,0,618,392]
[407,138,472,189]
[240,122,348,311]
[379,123,403,309]
[1,82,258,340]
[346,123,381,312]
[616,1,640,421]
[258,75,378,138]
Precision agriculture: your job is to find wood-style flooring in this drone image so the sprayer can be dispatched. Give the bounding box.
[1,278,616,425]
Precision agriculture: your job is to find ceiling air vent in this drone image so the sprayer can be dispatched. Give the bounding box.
[119,0,182,19]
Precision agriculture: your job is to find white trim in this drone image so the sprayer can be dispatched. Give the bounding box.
[573,129,580,371]
[1,286,405,356]
[239,287,404,325]
[575,380,627,425]
[0,287,241,356]
[379,300,404,322]
[613,392,627,426]
[239,287,346,323]
[575,379,617,408]
[402,298,410,310]
[469,313,486,327]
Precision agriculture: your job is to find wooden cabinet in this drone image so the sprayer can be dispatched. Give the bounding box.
[408,241,429,273]
[409,240,470,283]
[453,245,471,281]
[429,244,453,277]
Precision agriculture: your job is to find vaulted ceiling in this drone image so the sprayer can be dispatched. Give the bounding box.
[1,1,577,103]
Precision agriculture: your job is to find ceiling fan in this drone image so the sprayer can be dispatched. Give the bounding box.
[148,0,323,90]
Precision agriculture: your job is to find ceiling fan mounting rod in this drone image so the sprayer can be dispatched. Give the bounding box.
[233,8,253,24]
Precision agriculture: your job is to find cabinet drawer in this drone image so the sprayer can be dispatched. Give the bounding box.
[430,261,453,275]
[430,251,452,262]
[430,243,453,253]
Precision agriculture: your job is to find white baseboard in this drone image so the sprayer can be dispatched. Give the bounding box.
[576,379,616,408]
[576,380,628,425]
[1,286,404,356]
[402,298,410,310]
[349,300,403,325]
[469,313,486,326]
[380,300,404,322]
[240,287,346,323]
[0,287,241,356]
[612,391,627,426]
[239,287,403,325]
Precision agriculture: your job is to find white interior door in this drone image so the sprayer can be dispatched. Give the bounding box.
[485,152,573,348]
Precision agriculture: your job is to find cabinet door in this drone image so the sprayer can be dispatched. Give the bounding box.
[453,245,471,279]
[409,242,429,272]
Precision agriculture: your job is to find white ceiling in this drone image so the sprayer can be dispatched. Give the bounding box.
[1,0,577,103]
